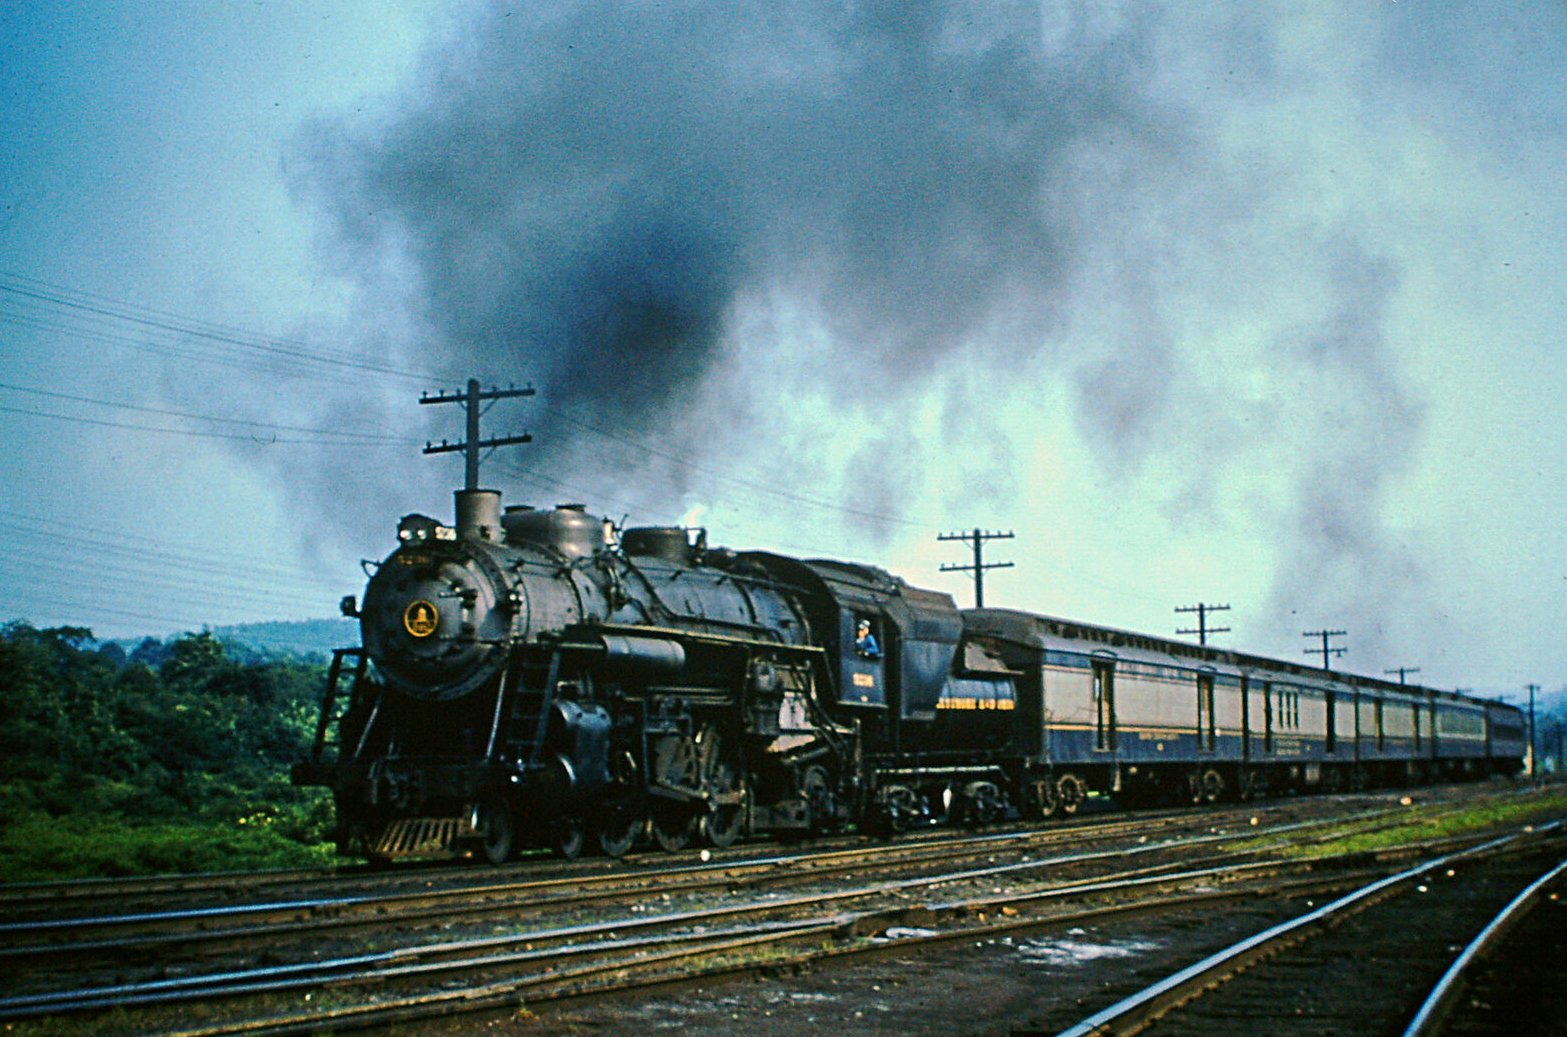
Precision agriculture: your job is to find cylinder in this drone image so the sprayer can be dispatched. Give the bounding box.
[455,489,503,542]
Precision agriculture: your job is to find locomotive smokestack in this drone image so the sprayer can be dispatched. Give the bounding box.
[455,489,503,542]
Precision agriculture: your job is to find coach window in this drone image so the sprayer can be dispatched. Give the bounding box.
[1276,687,1299,731]
[1092,659,1116,751]
[1197,674,1216,752]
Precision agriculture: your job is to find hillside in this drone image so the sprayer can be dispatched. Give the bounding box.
[213,618,359,658]
[102,617,358,662]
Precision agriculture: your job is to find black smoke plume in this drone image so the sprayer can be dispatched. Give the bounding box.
[283,2,1445,676]
[290,1,1180,530]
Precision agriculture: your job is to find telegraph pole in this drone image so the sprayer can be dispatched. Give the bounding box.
[1384,666,1421,685]
[1303,629,1347,670]
[1175,603,1231,646]
[1527,683,1539,779]
[420,378,535,489]
[938,528,1014,608]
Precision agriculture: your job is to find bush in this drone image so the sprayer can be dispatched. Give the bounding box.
[0,623,338,880]
[0,813,336,883]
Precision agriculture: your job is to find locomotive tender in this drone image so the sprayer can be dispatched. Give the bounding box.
[294,487,1526,863]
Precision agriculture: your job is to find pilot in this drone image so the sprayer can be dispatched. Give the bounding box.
[855,619,882,659]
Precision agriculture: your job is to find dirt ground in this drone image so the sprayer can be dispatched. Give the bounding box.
[446,896,1308,1037]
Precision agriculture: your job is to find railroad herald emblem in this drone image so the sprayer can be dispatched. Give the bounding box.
[403,600,439,638]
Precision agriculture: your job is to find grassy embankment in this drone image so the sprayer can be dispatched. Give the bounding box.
[1231,783,1567,861]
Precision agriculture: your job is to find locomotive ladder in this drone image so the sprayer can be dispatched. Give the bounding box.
[493,650,563,768]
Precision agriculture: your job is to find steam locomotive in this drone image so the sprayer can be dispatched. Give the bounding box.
[294,486,1527,863]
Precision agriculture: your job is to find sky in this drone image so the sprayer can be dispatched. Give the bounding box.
[1,1,1564,706]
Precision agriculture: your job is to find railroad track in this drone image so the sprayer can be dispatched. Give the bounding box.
[2,791,1461,981]
[1037,822,1567,1037]
[3,792,1544,1036]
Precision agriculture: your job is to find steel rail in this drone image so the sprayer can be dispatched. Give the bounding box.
[1051,820,1564,1037]
[0,916,842,1018]
[150,853,1419,1037]
[1,804,1400,975]
[1400,854,1567,1037]
[6,850,1355,1031]
[0,836,1289,1020]
[2,779,1492,919]
[0,812,1160,932]
[0,802,1365,959]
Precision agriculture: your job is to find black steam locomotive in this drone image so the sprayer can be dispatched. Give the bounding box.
[294,486,1526,863]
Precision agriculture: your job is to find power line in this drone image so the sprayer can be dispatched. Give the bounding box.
[1175,602,1231,646]
[0,564,329,621]
[1384,666,1421,685]
[0,403,407,446]
[0,513,342,589]
[0,381,411,442]
[0,272,445,382]
[0,309,380,388]
[2,587,317,633]
[1,273,1235,623]
[938,528,1015,608]
[3,273,975,541]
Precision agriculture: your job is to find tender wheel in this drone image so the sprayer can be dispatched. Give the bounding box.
[1025,776,1061,820]
[473,795,515,865]
[1056,773,1087,816]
